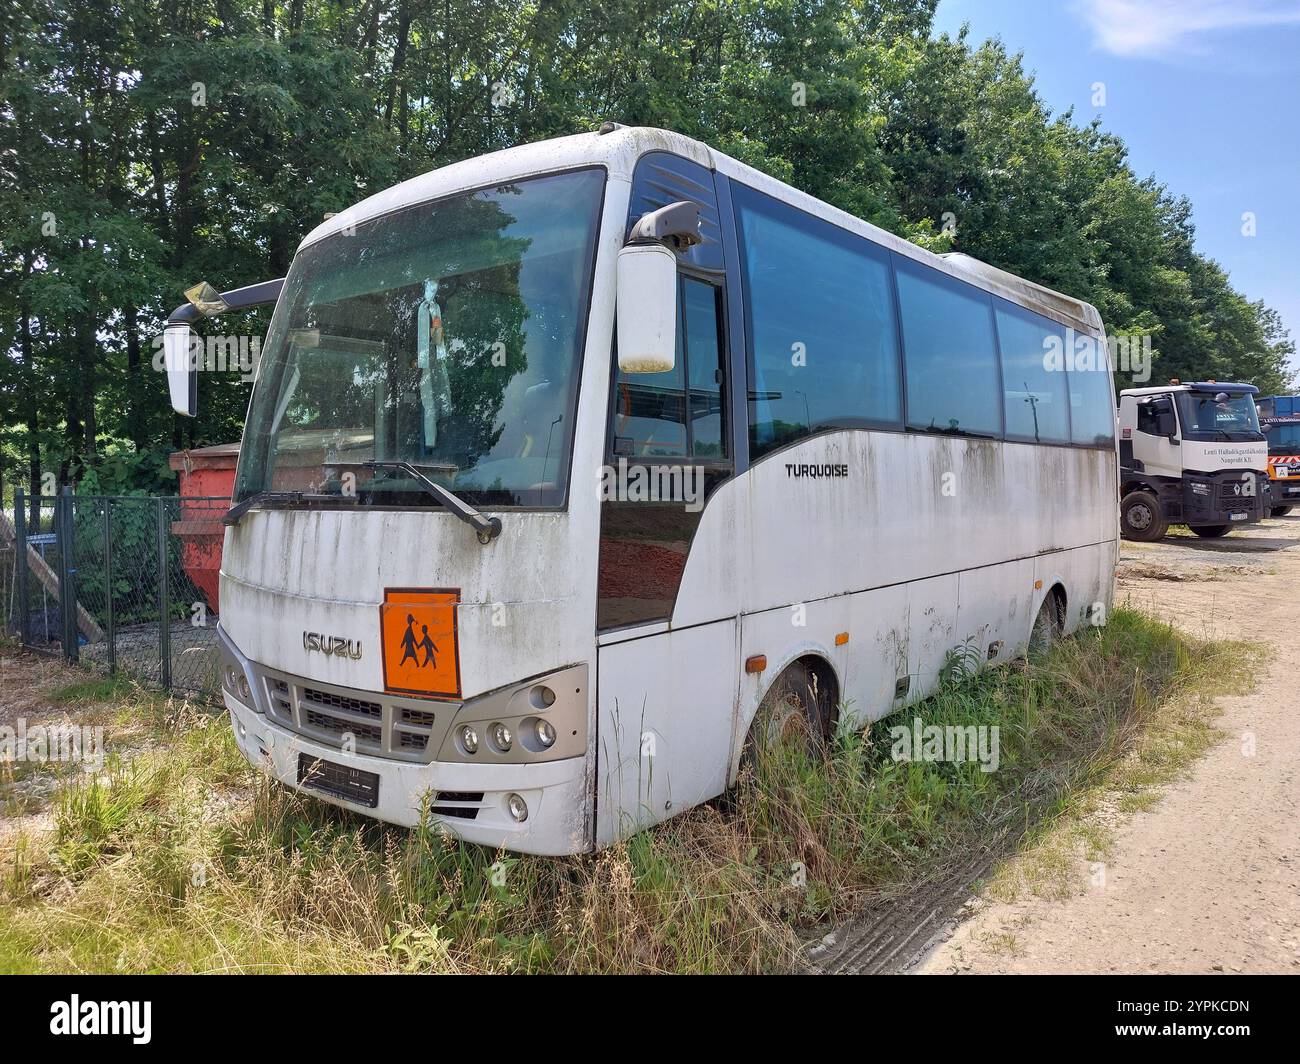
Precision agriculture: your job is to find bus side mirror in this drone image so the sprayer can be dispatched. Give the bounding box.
[616,241,678,375]
[164,323,197,416]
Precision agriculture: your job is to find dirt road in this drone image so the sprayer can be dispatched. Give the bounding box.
[917,515,1300,974]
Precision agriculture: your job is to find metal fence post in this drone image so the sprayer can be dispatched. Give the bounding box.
[14,489,29,646]
[158,497,171,689]
[59,486,78,663]
[103,498,116,674]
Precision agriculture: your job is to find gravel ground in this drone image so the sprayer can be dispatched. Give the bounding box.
[915,514,1300,974]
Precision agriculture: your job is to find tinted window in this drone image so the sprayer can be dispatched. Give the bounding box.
[994,302,1071,444]
[735,186,902,458]
[1136,395,1169,435]
[896,259,1002,436]
[236,168,604,508]
[612,277,725,459]
[1067,336,1117,446]
[683,280,726,457]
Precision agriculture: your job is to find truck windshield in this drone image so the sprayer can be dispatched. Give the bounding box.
[234,168,604,509]
[1175,392,1263,440]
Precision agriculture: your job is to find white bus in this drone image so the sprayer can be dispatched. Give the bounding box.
[164,126,1118,855]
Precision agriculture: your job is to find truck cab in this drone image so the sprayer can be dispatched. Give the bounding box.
[1117,382,1269,540]
[1256,395,1300,516]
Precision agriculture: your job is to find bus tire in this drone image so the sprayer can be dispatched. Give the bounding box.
[1028,593,1063,660]
[744,661,834,762]
[1191,524,1230,538]
[1271,506,1293,517]
[1119,491,1167,542]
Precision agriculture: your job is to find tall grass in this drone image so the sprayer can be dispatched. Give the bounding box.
[0,607,1247,973]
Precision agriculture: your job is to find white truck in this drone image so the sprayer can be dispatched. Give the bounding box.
[1118,381,1270,541]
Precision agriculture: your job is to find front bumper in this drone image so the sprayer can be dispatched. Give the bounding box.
[1268,472,1300,506]
[226,694,591,854]
[1177,472,1268,527]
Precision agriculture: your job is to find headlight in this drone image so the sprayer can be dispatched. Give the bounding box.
[225,666,252,704]
[459,725,479,754]
[489,722,512,752]
[534,718,556,748]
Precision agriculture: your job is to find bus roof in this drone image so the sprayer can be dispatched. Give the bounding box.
[299,125,1106,337]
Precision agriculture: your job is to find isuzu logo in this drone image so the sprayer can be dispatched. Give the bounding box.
[303,631,362,660]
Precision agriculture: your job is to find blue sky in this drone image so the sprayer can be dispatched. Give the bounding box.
[932,0,1300,383]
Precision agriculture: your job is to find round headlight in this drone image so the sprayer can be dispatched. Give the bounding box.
[530,684,557,709]
[237,674,252,702]
[490,722,512,752]
[460,725,479,754]
[507,793,528,822]
[534,718,556,748]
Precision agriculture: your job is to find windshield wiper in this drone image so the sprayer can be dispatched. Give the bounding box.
[223,491,356,527]
[363,460,502,545]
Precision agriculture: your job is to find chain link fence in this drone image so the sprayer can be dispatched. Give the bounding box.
[4,489,228,703]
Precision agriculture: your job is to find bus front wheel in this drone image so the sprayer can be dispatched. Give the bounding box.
[744,662,835,764]
[1120,491,1167,542]
[1028,593,1063,660]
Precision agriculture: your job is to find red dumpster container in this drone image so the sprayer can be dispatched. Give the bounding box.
[169,442,240,614]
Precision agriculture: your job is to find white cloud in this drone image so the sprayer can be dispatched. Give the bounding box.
[1074,0,1300,56]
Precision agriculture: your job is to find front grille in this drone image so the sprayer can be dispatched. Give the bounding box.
[305,710,382,745]
[1219,480,1261,500]
[304,687,382,719]
[250,665,451,764]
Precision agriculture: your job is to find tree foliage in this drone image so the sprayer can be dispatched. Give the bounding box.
[1,0,1293,497]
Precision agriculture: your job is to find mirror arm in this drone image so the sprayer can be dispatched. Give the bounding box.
[167,277,285,326]
[626,200,703,252]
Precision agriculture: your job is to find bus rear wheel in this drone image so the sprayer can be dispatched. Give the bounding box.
[1271,506,1293,517]
[1191,524,1230,538]
[1120,491,1167,542]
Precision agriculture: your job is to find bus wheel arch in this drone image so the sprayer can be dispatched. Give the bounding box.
[1028,583,1066,657]
[735,653,840,778]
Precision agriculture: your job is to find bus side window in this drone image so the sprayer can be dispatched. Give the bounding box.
[612,277,725,460]
[683,278,726,458]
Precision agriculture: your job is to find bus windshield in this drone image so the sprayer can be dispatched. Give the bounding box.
[1175,391,1263,440]
[234,168,605,509]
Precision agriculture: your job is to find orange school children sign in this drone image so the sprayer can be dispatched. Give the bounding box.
[380,589,462,700]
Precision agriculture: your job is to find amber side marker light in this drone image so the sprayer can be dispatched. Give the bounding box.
[745,654,767,674]
[1034,579,1043,590]
[835,632,850,646]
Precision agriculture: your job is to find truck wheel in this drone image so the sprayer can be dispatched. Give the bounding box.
[1120,491,1167,542]
[1271,506,1293,517]
[1191,525,1230,538]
